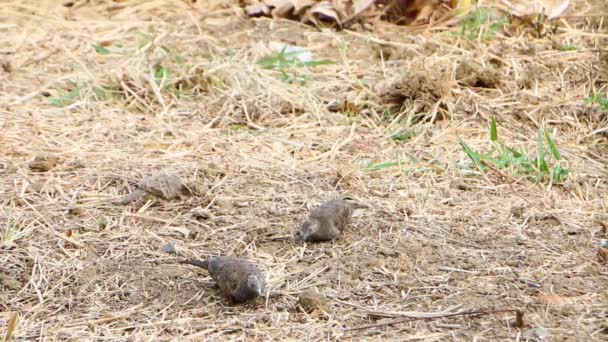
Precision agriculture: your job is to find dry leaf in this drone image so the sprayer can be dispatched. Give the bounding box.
[246,3,271,17]
[267,0,296,18]
[354,0,375,14]
[306,1,341,26]
[500,0,570,19]
[381,0,454,25]
[65,229,73,238]
[294,0,318,15]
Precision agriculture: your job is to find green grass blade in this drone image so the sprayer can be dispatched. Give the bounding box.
[364,161,400,171]
[93,44,111,55]
[537,129,549,173]
[490,115,498,142]
[543,129,562,160]
[459,138,481,165]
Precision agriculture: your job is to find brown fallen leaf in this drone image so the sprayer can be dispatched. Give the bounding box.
[306,1,341,26]
[246,3,271,17]
[500,0,570,20]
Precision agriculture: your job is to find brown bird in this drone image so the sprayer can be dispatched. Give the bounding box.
[117,173,188,205]
[295,199,368,242]
[181,256,265,303]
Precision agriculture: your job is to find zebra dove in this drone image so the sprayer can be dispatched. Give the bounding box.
[181,256,265,303]
[295,199,368,242]
[117,173,187,205]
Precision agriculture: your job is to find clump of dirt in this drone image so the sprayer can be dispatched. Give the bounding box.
[517,62,546,89]
[297,290,330,314]
[29,154,61,172]
[455,59,501,88]
[376,61,451,111]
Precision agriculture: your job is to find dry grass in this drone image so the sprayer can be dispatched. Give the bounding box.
[1,0,607,340]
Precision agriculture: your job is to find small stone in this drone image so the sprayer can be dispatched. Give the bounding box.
[162,242,177,254]
[29,181,44,193]
[29,154,60,172]
[215,197,233,210]
[298,290,330,314]
[326,100,341,112]
[191,207,212,220]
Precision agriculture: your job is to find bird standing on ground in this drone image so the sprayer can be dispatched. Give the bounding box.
[295,199,368,242]
[117,173,188,205]
[180,256,265,303]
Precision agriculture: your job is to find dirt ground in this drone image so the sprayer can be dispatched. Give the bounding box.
[1,0,607,340]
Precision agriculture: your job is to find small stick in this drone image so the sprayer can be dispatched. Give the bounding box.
[344,308,522,332]
[518,278,543,289]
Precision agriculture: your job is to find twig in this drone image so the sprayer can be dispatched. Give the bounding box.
[344,308,522,332]
[518,278,543,289]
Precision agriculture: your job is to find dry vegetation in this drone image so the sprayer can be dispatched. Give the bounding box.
[1,0,607,340]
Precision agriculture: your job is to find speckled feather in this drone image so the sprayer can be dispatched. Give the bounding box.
[181,256,265,303]
[296,199,368,242]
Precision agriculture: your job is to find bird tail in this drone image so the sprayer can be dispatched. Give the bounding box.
[116,188,146,205]
[180,258,209,270]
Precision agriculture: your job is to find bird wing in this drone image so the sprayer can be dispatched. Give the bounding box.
[138,173,184,199]
[209,257,251,299]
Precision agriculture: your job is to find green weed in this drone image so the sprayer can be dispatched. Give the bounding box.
[459,116,570,184]
[585,92,608,113]
[256,46,334,84]
[559,44,578,51]
[98,216,108,229]
[390,128,413,142]
[1,221,22,242]
[93,44,112,55]
[457,7,508,41]
[50,85,81,106]
[364,161,401,172]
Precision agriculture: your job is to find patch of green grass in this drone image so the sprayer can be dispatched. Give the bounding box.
[1,221,22,242]
[98,216,108,229]
[457,7,508,41]
[390,128,413,142]
[92,84,121,100]
[50,82,122,106]
[154,64,173,91]
[363,161,401,172]
[256,46,335,84]
[50,85,81,106]
[459,116,570,184]
[559,44,578,51]
[585,92,608,113]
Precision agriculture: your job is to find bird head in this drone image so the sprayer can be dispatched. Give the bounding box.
[295,219,320,242]
[246,274,264,297]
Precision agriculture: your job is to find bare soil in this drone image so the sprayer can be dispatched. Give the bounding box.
[1,0,607,340]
